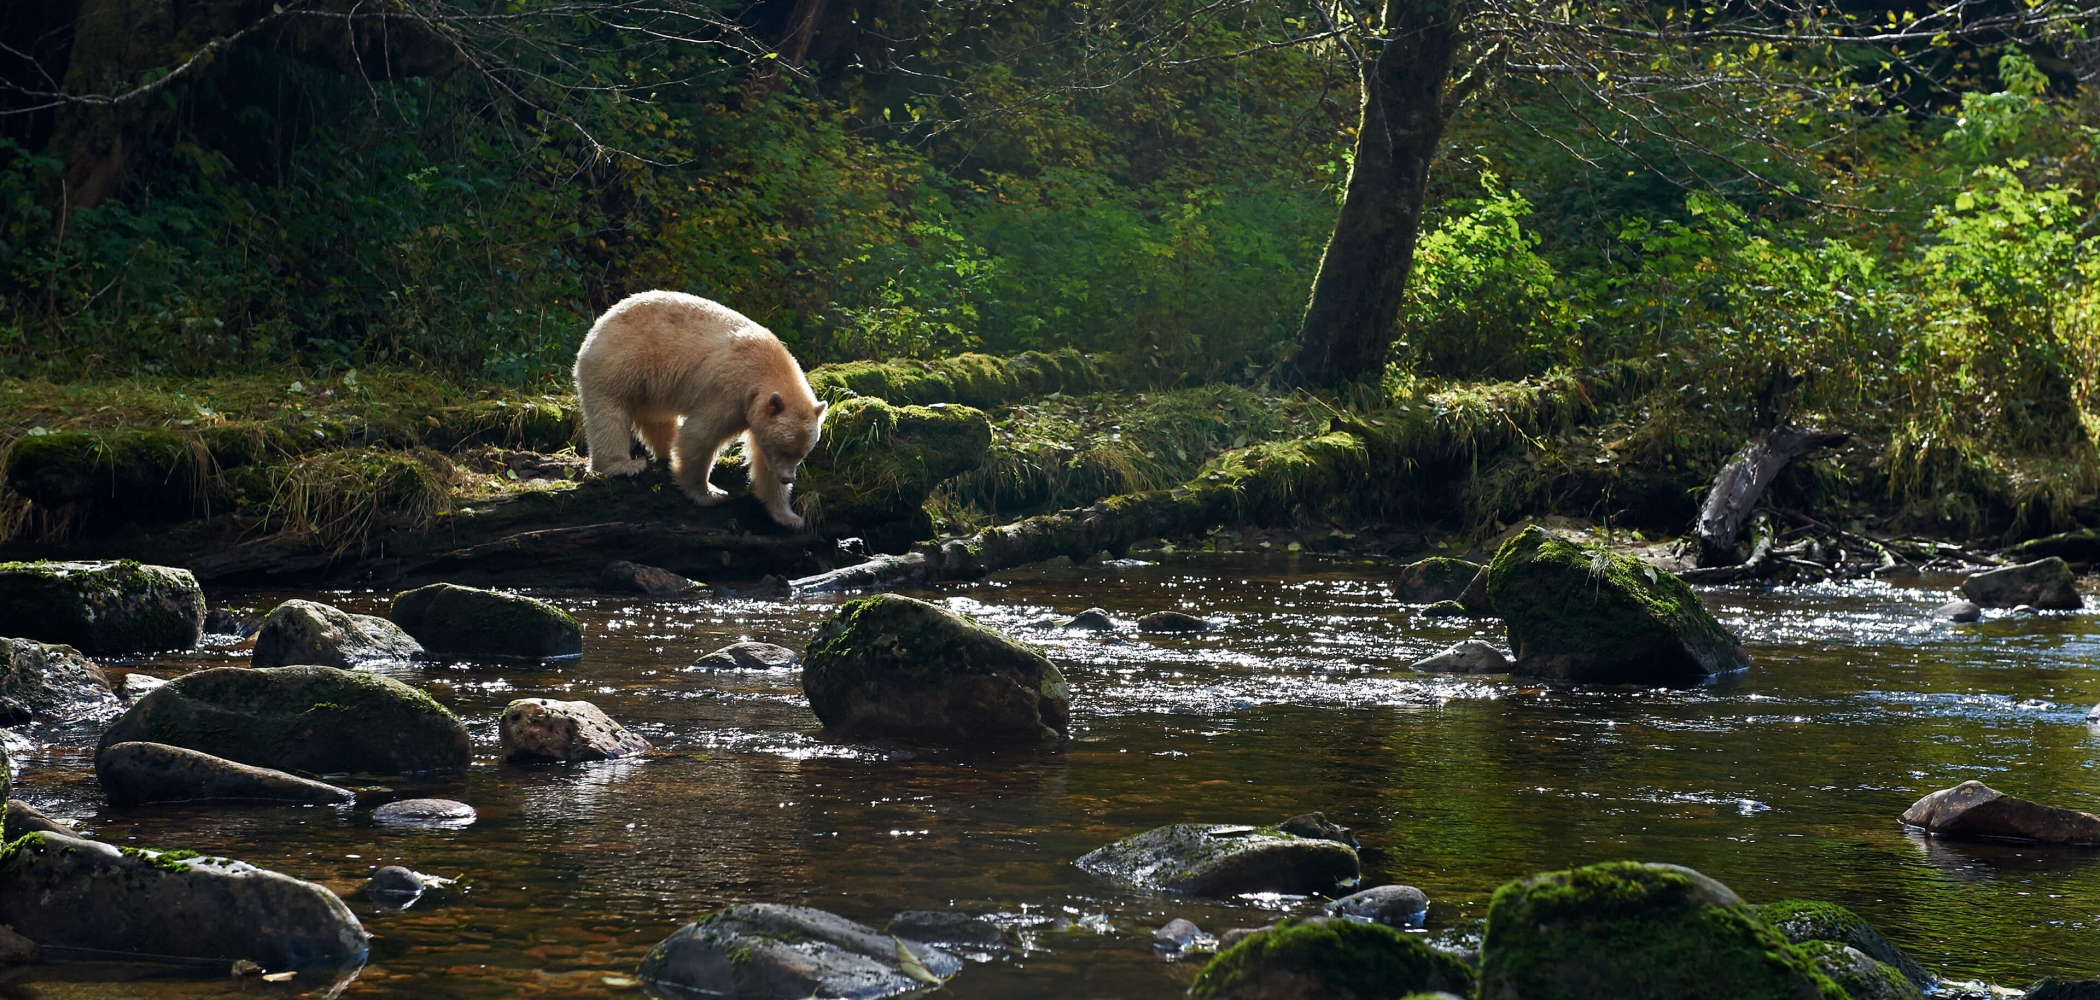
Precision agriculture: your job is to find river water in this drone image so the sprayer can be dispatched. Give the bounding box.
[4,552,2099,998]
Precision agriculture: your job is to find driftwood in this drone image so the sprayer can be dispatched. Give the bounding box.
[1694,426,1847,567]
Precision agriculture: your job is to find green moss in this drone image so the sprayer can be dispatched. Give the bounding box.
[1794,940,1923,1000]
[389,583,582,660]
[119,845,210,873]
[0,560,204,653]
[802,593,1067,743]
[1189,919,1474,999]
[800,397,992,527]
[1752,900,1933,989]
[805,349,1104,408]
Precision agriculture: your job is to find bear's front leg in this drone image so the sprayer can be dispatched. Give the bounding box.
[748,449,805,530]
[670,418,736,506]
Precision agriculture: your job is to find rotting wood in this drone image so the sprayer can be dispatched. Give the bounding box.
[1694,426,1848,567]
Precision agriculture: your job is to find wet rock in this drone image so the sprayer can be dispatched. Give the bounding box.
[1074,823,1360,897]
[364,865,425,897]
[1422,600,1469,618]
[1932,599,1982,623]
[1154,918,1200,953]
[1795,941,1921,1000]
[1137,610,1213,633]
[802,594,1070,745]
[203,607,257,637]
[887,910,1005,953]
[1325,884,1430,928]
[2010,529,2100,564]
[251,599,425,670]
[1189,918,1474,999]
[0,923,37,965]
[0,560,204,653]
[2089,702,2100,723]
[1487,527,1747,685]
[1476,861,1834,1000]
[118,671,168,700]
[372,798,476,828]
[1961,558,2082,610]
[1217,926,1266,950]
[98,665,471,775]
[1457,565,1495,616]
[389,583,583,661]
[0,637,116,722]
[7,799,79,839]
[1060,607,1116,630]
[1277,811,1358,848]
[1752,899,1933,990]
[638,902,963,999]
[499,698,652,762]
[1410,640,1511,674]
[97,741,356,806]
[1900,780,2100,845]
[0,829,368,968]
[600,560,702,596]
[2027,979,2100,1000]
[1395,557,1483,604]
[692,641,799,671]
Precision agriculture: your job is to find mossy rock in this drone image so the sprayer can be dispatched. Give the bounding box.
[2008,529,2100,563]
[801,594,1069,744]
[389,583,581,660]
[800,397,992,526]
[1477,861,1845,1000]
[0,636,117,722]
[5,426,283,528]
[1189,919,1475,1000]
[0,829,367,968]
[97,665,469,775]
[1394,557,1482,604]
[251,599,425,669]
[1794,940,1922,1000]
[0,560,204,653]
[806,349,1104,408]
[1486,527,1746,684]
[1752,900,1933,990]
[638,902,963,999]
[1074,823,1360,897]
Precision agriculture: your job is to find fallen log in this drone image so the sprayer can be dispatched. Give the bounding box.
[1694,426,1848,567]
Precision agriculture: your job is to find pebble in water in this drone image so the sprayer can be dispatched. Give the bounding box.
[372,798,476,829]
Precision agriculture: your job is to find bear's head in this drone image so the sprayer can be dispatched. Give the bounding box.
[749,391,827,484]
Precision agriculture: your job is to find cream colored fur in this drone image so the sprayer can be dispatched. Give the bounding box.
[574,291,827,529]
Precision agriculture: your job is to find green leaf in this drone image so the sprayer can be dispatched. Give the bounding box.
[893,936,946,986]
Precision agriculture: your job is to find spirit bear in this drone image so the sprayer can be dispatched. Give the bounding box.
[574,291,828,529]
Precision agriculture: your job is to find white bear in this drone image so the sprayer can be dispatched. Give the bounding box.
[574,291,828,529]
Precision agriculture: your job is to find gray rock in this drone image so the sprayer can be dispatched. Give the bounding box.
[1217,926,1266,950]
[638,903,962,999]
[499,698,652,762]
[2027,979,2100,1000]
[203,607,256,637]
[692,641,799,671]
[1075,823,1360,897]
[118,671,168,701]
[1961,558,2083,610]
[1754,899,1932,990]
[389,583,582,660]
[364,865,425,897]
[1276,811,1357,848]
[0,560,204,653]
[0,636,116,722]
[98,665,470,776]
[1060,608,1116,630]
[2089,702,2100,723]
[97,741,356,806]
[1137,611,1213,633]
[6,799,80,839]
[1457,564,1495,616]
[802,594,1069,745]
[1410,640,1511,674]
[251,600,424,670]
[1325,884,1430,928]
[1932,599,1982,623]
[1153,918,1200,953]
[887,911,1005,952]
[1796,941,1922,1000]
[1395,557,1483,604]
[0,829,367,968]
[1900,780,2100,845]
[372,798,476,828]
[0,922,37,965]
[1422,600,1469,618]
[600,561,702,596]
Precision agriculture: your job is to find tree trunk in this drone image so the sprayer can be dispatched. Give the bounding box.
[1693,426,1848,567]
[1286,0,1462,387]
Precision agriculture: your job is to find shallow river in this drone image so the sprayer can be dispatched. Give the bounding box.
[5,553,2100,998]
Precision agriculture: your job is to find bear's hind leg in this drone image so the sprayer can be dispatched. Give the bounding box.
[582,403,648,477]
[670,415,738,506]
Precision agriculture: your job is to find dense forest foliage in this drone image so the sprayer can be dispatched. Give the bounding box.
[1,0,2097,544]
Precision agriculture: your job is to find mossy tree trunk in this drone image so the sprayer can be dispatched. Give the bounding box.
[1287,0,1462,387]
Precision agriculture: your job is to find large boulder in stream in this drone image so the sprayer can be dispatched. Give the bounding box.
[1960,558,2083,610]
[251,599,425,669]
[0,636,117,723]
[1189,919,1474,1000]
[801,594,1070,744]
[1486,527,1747,684]
[1752,899,1934,992]
[499,698,652,762]
[1075,822,1360,897]
[389,583,582,660]
[637,902,963,999]
[98,665,470,775]
[0,830,368,968]
[1899,780,2100,845]
[97,741,356,806]
[1477,862,1843,1000]
[1394,557,1483,604]
[0,560,203,653]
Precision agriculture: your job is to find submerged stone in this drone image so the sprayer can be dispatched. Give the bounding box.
[2028,979,2100,1000]
[1794,941,1922,1000]
[389,583,583,660]
[638,902,963,1000]
[802,594,1069,745]
[600,560,702,596]
[1276,811,1357,847]
[1422,600,1468,618]
[1752,899,1933,990]
[1394,557,1483,604]
[1900,780,2100,845]
[372,798,476,828]
[1409,640,1510,674]
[1960,558,2082,610]
[1188,918,1474,1000]
[1137,610,1213,633]
[251,599,425,670]
[1074,823,1360,897]
[97,741,356,806]
[0,636,117,723]
[1060,607,1117,630]
[691,641,799,671]
[1486,527,1747,685]
[888,911,1006,953]
[98,665,470,775]
[499,698,652,762]
[1326,884,1431,929]
[6,799,77,839]
[0,830,368,968]
[0,560,204,653]
[1932,599,1982,623]
[1154,918,1201,954]
[1477,861,1842,1000]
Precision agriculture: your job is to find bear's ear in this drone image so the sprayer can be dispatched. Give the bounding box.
[766,392,785,417]
[813,400,829,422]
